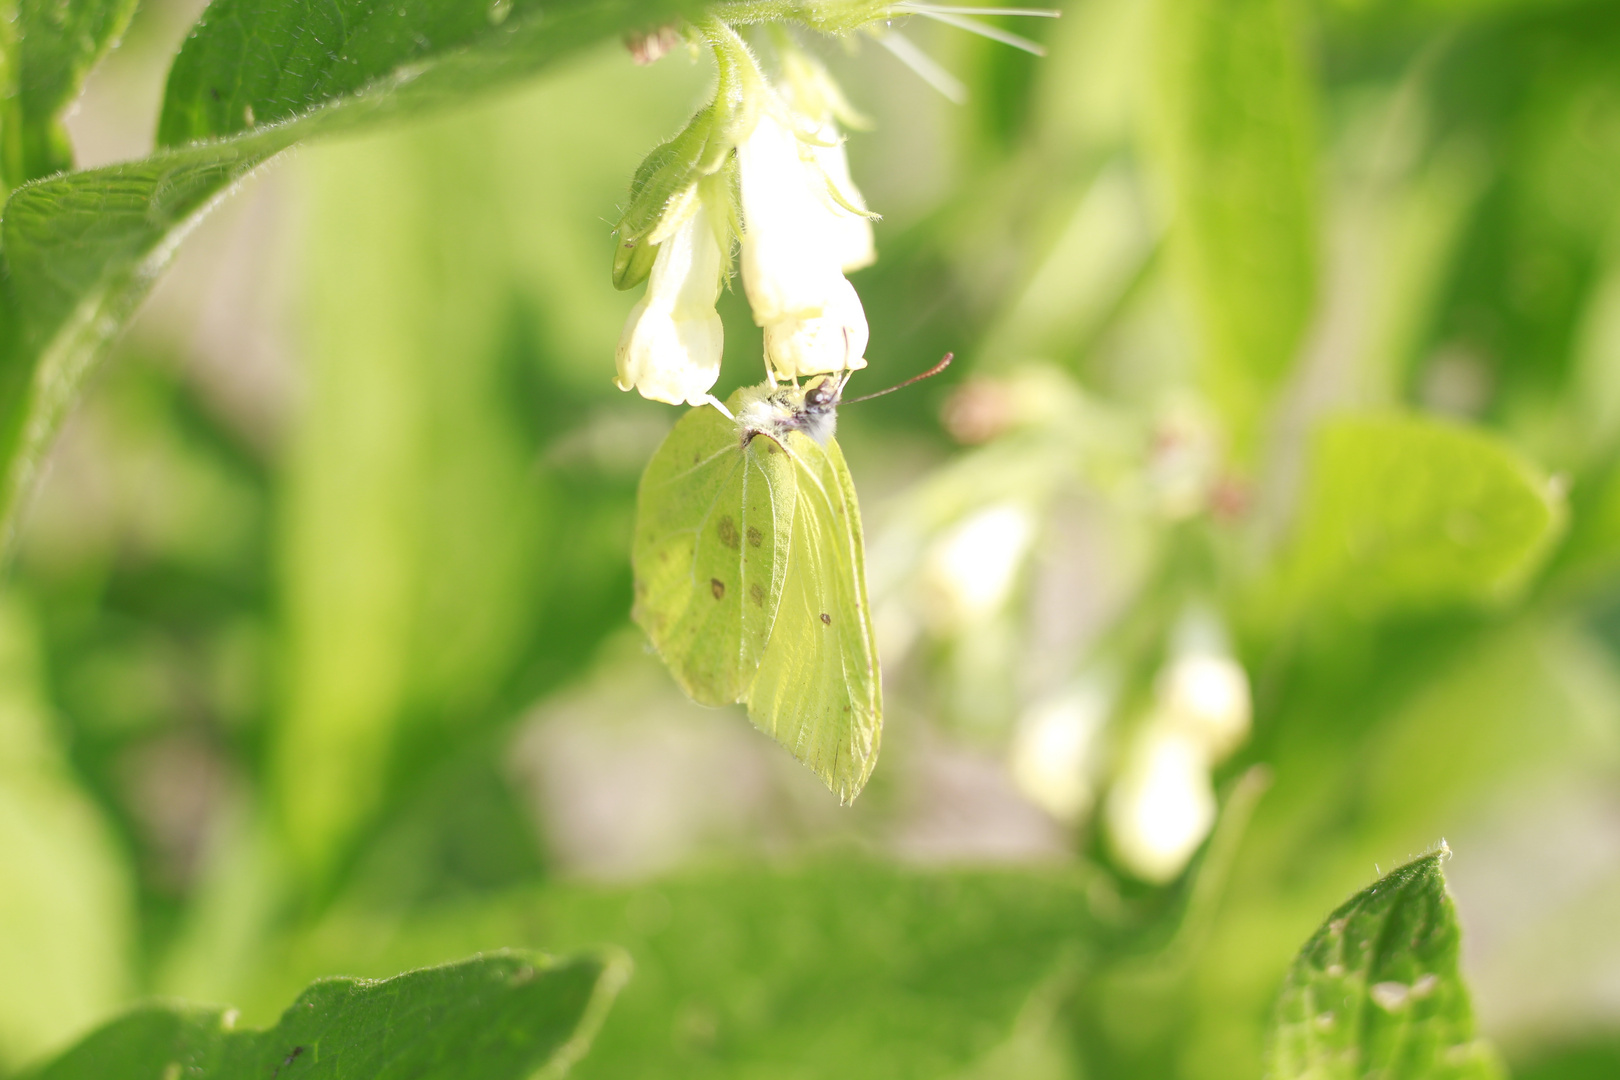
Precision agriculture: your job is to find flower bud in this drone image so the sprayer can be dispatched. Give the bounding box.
[615,194,726,407]
[612,234,660,291]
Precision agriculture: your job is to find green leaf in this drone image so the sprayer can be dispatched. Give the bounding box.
[156,0,696,147]
[3,0,140,185]
[0,140,282,556]
[1281,413,1562,620]
[0,0,696,550]
[260,863,1094,1080]
[1266,850,1504,1080]
[18,950,628,1080]
[1153,0,1318,455]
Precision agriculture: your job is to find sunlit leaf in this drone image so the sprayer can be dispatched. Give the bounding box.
[1266,850,1504,1080]
[1281,413,1562,619]
[17,950,626,1080]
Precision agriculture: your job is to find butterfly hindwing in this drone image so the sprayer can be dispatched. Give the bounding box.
[745,431,882,803]
[632,402,795,705]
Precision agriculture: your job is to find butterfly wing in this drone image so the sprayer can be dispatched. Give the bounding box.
[745,432,882,803]
[633,404,796,705]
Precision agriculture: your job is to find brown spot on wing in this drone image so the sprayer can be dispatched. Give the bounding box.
[820,613,831,625]
[746,526,763,548]
[749,583,765,607]
[711,578,725,599]
[717,515,740,549]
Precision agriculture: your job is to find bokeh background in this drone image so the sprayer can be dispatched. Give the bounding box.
[4,0,1620,1077]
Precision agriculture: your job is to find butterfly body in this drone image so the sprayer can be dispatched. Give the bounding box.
[633,378,880,802]
[736,377,841,447]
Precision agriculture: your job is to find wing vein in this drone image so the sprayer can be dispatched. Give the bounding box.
[684,453,745,587]
[649,442,738,488]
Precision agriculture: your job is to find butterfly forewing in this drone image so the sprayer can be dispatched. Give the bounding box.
[632,403,795,706]
[745,432,882,803]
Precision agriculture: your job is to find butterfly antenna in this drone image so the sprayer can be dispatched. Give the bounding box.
[841,353,954,405]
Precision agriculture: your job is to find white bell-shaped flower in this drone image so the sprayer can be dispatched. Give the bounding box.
[1160,653,1251,761]
[777,49,876,273]
[737,113,870,379]
[919,503,1036,632]
[1156,604,1251,761]
[762,273,869,379]
[1009,675,1113,823]
[615,193,726,407]
[738,113,843,322]
[806,118,876,274]
[1105,726,1216,884]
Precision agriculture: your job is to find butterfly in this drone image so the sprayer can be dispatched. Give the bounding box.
[631,357,949,802]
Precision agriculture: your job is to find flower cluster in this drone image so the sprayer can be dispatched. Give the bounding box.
[1104,605,1252,883]
[1006,603,1253,885]
[613,30,875,409]
[610,3,1055,408]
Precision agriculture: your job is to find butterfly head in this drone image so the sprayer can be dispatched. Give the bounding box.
[793,375,843,445]
[736,373,846,448]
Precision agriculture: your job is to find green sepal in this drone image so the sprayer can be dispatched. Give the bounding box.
[613,234,661,291]
[618,108,714,250]
[612,21,759,278]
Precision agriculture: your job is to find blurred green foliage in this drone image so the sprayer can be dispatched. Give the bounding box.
[17,951,625,1080]
[3,0,1620,1078]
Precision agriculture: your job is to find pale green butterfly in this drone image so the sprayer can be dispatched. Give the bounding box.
[632,357,951,803]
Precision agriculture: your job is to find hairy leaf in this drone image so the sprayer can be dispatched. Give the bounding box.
[0,0,696,550]
[1267,850,1503,1080]
[157,0,697,147]
[18,950,627,1080]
